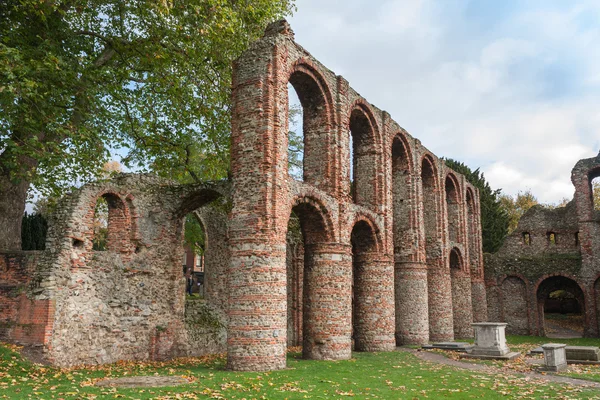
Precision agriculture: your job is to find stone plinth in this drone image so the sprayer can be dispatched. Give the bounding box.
[542,343,567,372]
[566,346,600,362]
[460,322,520,360]
[471,323,510,356]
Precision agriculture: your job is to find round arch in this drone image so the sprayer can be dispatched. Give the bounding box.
[535,274,587,338]
[286,59,335,189]
[347,99,383,209]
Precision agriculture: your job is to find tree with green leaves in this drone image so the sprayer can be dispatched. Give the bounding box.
[444,159,509,253]
[499,190,539,234]
[0,0,295,250]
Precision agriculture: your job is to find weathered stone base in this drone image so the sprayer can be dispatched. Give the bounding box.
[460,352,521,361]
[422,342,473,352]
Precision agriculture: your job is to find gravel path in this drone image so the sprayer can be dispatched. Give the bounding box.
[398,347,600,389]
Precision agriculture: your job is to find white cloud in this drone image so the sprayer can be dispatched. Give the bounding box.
[289,0,600,204]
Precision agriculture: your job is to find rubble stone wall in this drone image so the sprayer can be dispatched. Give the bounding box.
[486,152,600,337]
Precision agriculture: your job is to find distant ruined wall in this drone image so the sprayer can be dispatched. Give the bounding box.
[486,152,600,337]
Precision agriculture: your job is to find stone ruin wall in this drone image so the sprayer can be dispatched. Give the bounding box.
[486,152,600,337]
[0,174,230,366]
[0,20,487,370]
[226,20,486,371]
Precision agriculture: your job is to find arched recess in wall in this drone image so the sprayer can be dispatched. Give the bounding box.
[286,195,338,358]
[287,62,334,189]
[445,173,461,245]
[90,193,132,253]
[422,155,453,341]
[391,134,413,260]
[177,188,224,305]
[465,188,479,276]
[536,275,585,338]
[421,155,441,260]
[449,248,472,338]
[349,102,381,210]
[350,217,385,351]
[501,276,529,335]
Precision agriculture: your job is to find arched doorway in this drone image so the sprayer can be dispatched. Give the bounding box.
[286,197,349,360]
[537,276,585,338]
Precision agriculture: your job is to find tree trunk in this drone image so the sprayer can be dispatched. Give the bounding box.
[0,172,30,252]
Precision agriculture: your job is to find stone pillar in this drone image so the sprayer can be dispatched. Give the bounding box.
[471,279,488,323]
[303,243,352,360]
[428,256,454,342]
[395,261,429,344]
[227,240,287,371]
[353,252,395,351]
[542,343,567,372]
[451,268,474,338]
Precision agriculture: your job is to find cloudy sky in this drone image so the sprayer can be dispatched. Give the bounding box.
[287,0,600,204]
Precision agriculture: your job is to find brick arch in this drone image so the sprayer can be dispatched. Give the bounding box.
[347,99,383,210]
[445,172,463,245]
[449,247,464,272]
[86,190,133,254]
[177,188,224,217]
[390,131,414,173]
[350,213,384,254]
[445,172,462,203]
[289,194,336,244]
[535,273,588,337]
[287,59,335,189]
[420,153,441,231]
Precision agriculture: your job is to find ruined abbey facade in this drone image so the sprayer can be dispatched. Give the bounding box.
[0,21,486,371]
[486,152,600,338]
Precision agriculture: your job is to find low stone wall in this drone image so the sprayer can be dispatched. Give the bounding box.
[0,251,44,343]
[183,298,226,356]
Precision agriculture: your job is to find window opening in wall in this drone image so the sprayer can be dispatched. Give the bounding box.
[92,197,109,251]
[522,232,531,246]
[547,232,556,245]
[592,176,600,211]
[575,231,579,246]
[183,212,206,298]
[287,84,304,181]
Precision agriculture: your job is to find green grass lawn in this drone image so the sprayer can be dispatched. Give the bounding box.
[1,342,599,399]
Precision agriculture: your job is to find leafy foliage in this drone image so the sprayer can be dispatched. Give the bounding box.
[0,0,296,194]
[499,190,539,234]
[444,159,509,253]
[184,213,205,256]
